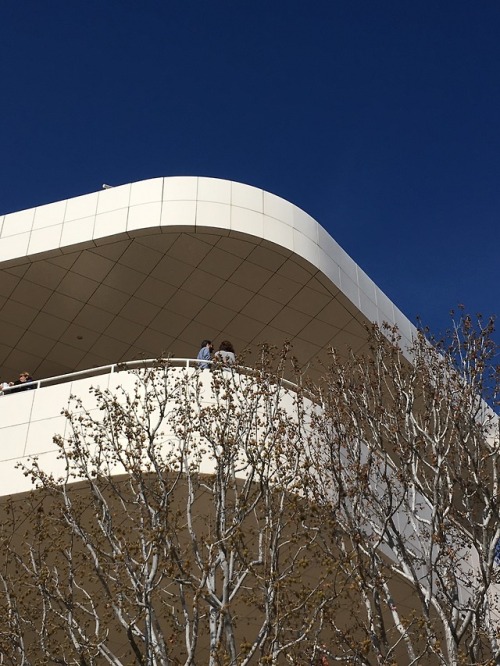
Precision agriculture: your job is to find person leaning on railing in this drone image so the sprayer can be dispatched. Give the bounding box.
[197,339,214,369]
[5,371,35,394]
[214,340,236,366]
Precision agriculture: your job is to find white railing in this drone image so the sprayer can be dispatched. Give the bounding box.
[0,358,307,398]
[1,358,207,394]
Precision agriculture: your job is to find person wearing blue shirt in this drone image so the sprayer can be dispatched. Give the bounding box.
[197,340,213,369]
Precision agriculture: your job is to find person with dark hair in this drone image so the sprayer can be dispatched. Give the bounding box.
[197,339,213,369]
[214,340,236,366]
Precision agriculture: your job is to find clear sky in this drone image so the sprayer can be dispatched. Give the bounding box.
[1,1,499,339]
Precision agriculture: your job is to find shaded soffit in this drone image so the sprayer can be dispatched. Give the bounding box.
[0,177,414,383]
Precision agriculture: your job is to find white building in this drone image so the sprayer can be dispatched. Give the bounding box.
[8,178,482,665]
[0,176,415,496]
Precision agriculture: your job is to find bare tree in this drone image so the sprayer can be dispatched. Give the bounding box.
[2,315,500,665]
[304,314,500,665]
[0,351,338,665]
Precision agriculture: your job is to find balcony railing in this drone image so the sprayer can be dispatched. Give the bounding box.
[0,358,307,398]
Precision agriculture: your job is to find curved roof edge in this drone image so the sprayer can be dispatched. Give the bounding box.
[0,177,415,349]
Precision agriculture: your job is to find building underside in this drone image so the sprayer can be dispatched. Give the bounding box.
[0,177,414,385]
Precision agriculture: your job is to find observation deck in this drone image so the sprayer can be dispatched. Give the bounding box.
[0,176,416,495]
[0,359,313,498]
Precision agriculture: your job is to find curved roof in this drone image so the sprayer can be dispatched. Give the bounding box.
[0,177,415,381]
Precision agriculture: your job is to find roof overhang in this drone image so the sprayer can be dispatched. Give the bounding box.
[0,177,415,382]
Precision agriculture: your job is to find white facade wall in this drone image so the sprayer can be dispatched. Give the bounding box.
[0,363,311,498]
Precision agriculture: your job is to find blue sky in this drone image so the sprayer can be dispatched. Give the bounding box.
[1,1,499,338]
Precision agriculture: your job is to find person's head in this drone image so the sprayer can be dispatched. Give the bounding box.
[19,371,30,383]
[200,339,213,351]
[219,340,235,353]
